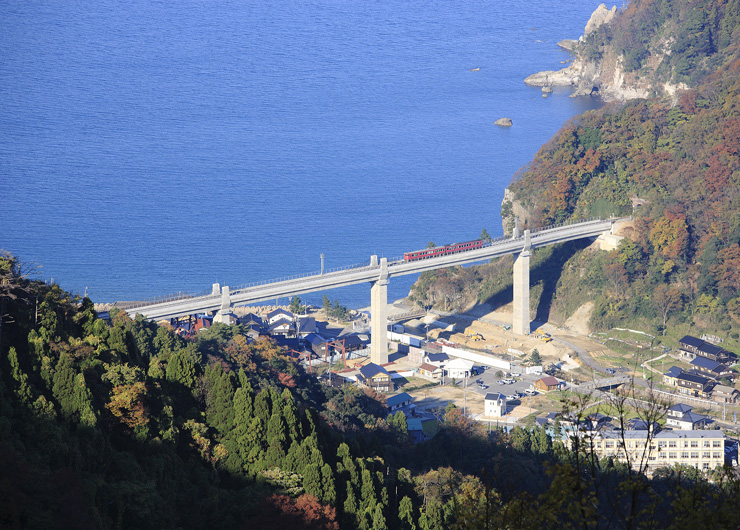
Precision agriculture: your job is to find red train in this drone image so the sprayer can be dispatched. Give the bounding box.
[404,239,484,261]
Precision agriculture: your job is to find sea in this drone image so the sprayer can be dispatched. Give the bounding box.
[0,0,605,310]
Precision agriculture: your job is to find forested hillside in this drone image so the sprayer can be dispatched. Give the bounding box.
[414,0,740,341]
[3,253,740,529]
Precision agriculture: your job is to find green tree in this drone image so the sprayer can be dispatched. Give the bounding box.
[480,228,492,242]
[303,463,323,500]
[399,495,417,530]
[372,503,388,530]
[321,463,336,506]
[289,295,302,314]
[8,346,31,403]
[343,481,359,528]
[165,346,198,388]
[205,365,236,435]
[322,295,331,312]
[530,348,542,365]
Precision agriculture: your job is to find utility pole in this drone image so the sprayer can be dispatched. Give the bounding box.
[320,253,325,275]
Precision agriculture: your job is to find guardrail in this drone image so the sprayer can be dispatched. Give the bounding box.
[125,217,625,310]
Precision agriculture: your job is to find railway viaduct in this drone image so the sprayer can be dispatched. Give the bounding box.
[123,218,625,365]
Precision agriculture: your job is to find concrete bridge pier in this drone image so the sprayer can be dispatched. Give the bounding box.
[512,230,531,336]
[370,256,389,365]
[213,285,233,324]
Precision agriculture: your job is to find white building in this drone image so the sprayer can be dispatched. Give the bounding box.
[446,358,475,379]
[484,393,507,418]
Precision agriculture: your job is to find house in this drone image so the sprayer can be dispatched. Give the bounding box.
[239,313,265,332]
[534,376,564,392]
[305,333,328,357]
[268,318,295,337]
[667,403,693,420]
[296,316,317,338]
[697,341,735,363]
[585,412,611,431]
[423,352,449,368]
[446,358,475,379]
[626,418,661,432]
[357,363,393,392]
[663,366,683,387]
[319,371,349,388]
[666,403,712,430]
[266,308,294,326]
[337,334,368,352]
[386,392,413,412]
[690,356,732,380]
[407,418,425,443]
[712,384,740,404]
[677,372,714,398]
[484,393,507,418]
[679,335,737,364]
[417,363,444,381]
[679,335,706,357]
[193,315,213,333]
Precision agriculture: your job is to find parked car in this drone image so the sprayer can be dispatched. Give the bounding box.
[511,372,521,377]
[496,380,505,385]
[524,389,537,396]
[507,394,518,400]
[606,368,615,374]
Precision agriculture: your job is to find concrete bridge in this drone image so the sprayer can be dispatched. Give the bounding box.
[123,217,624,364]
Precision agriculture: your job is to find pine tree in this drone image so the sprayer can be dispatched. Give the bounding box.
[536,425,553,454]
[419,499,443,530]
[360,468,376,512]
[399,496,417,530]
[74,373,97,429]
[205,365,236,435]
[372,503,388,530]
[265,410,288,468]
[343,481,359,528]
[165,347,197,388]
[321,463,336,506]
[281,388,302,442]
[253,388,272,424]
[52,354,77,420]
[303,463,323,500]
[8,346,31,403]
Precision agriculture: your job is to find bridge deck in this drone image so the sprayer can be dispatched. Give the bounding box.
[124,218,623,320]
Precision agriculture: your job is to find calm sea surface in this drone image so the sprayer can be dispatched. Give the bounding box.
[1,0,604,309]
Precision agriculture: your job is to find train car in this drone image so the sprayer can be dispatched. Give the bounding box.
[404,239,484,261]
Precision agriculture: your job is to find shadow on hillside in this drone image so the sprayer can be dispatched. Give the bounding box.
[476,239,591,323]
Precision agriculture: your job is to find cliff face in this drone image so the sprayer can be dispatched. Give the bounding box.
[524,2,709,102]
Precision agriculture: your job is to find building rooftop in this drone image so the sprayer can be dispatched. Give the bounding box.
[359,363,390,379]
[677,372,710,385]
[484,392,506,402]
[664,366,683,378]
[419,363,440,372]
[538,376,560,386]
[386,392,412,408]
[668,403,693,415]
[690,356,723,371]
[679,335,705,348]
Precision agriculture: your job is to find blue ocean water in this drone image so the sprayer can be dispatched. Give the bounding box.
[1,0,604,309]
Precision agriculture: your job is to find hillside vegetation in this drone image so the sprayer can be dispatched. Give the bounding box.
[4,253,740,528]
[415,0,740,343]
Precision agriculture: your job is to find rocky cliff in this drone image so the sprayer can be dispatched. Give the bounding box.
[524,3,691,102]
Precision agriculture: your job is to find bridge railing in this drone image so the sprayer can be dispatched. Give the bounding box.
[126,217,629,310]
[228,260,378,294]
[121,289,215,310]
[529,217,604,236]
